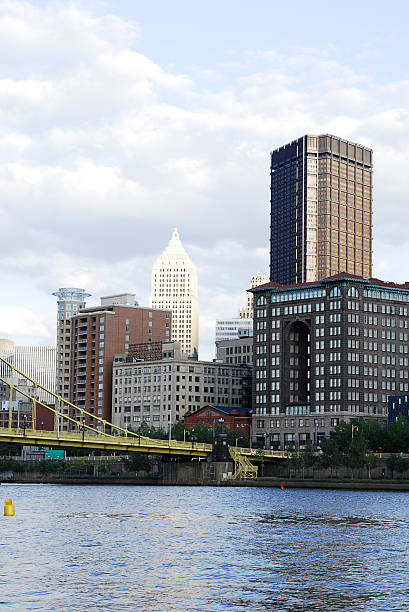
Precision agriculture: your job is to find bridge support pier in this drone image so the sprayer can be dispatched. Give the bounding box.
[160,460,234,485]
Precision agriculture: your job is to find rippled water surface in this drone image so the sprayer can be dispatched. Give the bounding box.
[0,485,409,611]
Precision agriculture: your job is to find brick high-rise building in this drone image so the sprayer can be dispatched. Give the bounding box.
[53,288,90,400]
[70,295,171,429]
[270,134,373,285]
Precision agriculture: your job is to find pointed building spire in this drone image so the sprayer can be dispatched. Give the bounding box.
[150,228,199,358]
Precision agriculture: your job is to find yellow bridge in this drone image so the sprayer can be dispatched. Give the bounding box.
[0,357,285,470]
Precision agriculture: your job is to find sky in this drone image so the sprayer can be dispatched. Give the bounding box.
[2,0,409,360]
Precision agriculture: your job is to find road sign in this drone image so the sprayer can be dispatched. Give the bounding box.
[44,450,65,459]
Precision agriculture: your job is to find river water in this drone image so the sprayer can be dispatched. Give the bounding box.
[0,485,408,611]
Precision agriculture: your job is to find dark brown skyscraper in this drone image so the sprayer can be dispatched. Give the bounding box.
[270,134,373,285]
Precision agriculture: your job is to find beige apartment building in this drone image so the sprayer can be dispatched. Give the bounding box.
[111,342,251,431]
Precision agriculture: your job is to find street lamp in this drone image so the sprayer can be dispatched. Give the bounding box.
[235,436,245,449]
[22,414,27,437]
[41,421,44,431]
[191,428,195,449]
[212,417,225,441]
[168,419,172,447]
[82,417,86,442]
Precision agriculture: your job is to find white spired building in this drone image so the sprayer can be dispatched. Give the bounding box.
[150,228,199,358]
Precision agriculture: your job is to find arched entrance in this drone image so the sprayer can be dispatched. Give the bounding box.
[283,320,311,405]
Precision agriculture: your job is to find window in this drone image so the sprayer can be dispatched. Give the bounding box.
[330,287,341,298]
[348,287,359,298]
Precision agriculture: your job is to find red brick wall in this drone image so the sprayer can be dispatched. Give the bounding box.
[71,305,172,426]
[184,406,251,437]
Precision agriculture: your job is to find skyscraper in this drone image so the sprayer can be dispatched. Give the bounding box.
[270,134,373,285]
[52,288,90,402]
[150,229,199,357]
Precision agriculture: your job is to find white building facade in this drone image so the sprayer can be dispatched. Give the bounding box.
[0,342,57,402]
[150,229,199,357]
[215,318,253,342]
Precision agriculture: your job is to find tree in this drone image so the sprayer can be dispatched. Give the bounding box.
[344,435,368,479]
[255,448,265,477]
[393,455,409,478]
[171,422,186,441]
[365,452,376,479]
[386,454,399,479]
[300,442,318,477]
[121,454,150,473]
[0,443,21,457]
[188,422,213,444]
[360,418,385,452]
[320,436,343,477]
[285,450,300,479]
[384,453,408,479]
[225,427,249,448]
[384,416,409,453]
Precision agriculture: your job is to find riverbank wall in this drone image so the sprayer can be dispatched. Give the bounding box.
[3,463,409,491]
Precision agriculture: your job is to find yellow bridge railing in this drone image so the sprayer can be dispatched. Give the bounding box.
[0,356,287,464]
[229,447,258,479]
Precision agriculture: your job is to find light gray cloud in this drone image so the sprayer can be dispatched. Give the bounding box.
[2,2,409,356]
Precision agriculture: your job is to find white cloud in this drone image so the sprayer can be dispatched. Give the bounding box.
[1,2,409,358]
[0,306,53,343]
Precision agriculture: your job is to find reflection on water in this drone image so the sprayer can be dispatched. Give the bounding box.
[0,485,409,611]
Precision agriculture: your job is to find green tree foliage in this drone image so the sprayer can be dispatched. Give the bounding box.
[121,454,151,472]
[171,421,250,446]
[384,415,409,453]
[286,442,319,478]
[386,453,409,478]
[171,422,186,441]
[320,436,343,477]
[365,452,376,479]
[360,418,385,451]
[0,443,21,456]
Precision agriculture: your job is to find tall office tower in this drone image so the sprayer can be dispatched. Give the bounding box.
[0,341,56,402]
[270,134,373,285]
[238,272,268,319]
[150,228,199,358]
[70,296,171,428]
[52,288,90,404]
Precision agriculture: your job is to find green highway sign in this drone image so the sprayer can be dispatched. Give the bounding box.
[44,450,65,459]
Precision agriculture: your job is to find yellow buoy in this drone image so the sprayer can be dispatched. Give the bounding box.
[4,499,15,516]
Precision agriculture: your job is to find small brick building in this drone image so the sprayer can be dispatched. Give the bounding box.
[184,404,252,437]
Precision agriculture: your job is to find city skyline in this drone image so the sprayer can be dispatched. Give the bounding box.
[2,2,409,361]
